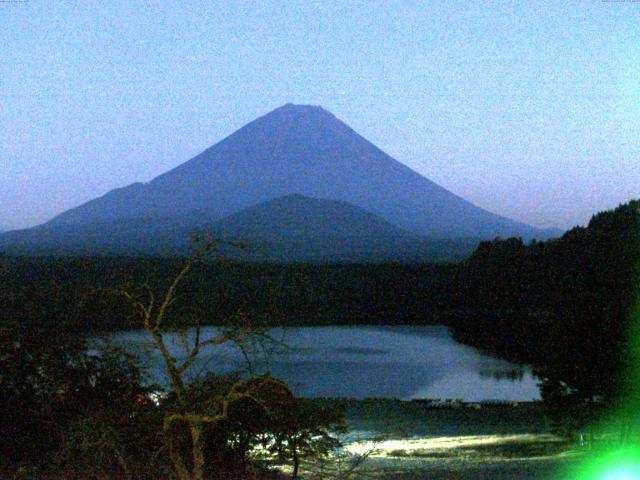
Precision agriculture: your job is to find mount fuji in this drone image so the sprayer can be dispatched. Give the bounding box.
[0,104,559,260]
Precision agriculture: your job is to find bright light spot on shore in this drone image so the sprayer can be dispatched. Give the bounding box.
[601,465,640,480]
[567,446,640,480]
[345,433,556,457]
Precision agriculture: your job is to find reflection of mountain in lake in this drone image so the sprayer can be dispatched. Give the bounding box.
[269,361,445,399]
[333,347,388,355]
[107,326,540,401]
[479,368,526,382]
[410,368,539,402]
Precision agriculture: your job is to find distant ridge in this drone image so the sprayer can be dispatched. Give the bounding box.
[0,103,560,258]
[0,195,479,262]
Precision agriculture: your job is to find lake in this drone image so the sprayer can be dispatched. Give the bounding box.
[105,325,540,401]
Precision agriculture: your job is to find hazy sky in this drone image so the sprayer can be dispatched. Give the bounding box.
[1,1,638,230]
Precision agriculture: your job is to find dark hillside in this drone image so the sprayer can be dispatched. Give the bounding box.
[0,257,454,333]
[0,195,478,262]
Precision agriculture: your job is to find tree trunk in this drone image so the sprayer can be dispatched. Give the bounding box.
[164,417,190,480]
[190,421,205,480]
[292,447,300,479]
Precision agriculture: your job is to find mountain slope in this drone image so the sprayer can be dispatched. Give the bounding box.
[0,195,479,262]
[205,194,479,262]
[44,104,556,240]
[210,194,411,241]
[0,215,192,256]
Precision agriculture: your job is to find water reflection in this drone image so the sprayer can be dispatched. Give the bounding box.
[108,326,540,401]
[479,368,526,382]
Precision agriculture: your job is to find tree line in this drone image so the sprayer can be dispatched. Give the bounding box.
[0,257,452,333]
[448,199,640,437]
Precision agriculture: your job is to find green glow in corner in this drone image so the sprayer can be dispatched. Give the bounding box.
[560,296,640,480]
[565,446,640,480]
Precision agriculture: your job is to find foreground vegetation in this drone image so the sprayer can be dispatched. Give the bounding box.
[1,244,347,479]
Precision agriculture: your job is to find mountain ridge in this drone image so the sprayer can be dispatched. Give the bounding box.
[43,103,556,240]
[0,194,479,262]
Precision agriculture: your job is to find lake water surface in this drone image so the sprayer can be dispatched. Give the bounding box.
[107,326,540,401]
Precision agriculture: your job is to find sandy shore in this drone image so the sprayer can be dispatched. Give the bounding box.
[285,400,583,479]
[339,433,580,479]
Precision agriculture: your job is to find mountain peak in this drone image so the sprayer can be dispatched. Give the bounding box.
[278,102,326,112]
[266,103,335,121]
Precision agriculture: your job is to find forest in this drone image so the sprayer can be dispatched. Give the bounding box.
[0,257,454,332]
[448,200,640,436]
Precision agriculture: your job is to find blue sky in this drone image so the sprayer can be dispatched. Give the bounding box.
[1,0,638,229]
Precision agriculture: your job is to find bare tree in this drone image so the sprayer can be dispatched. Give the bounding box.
[116,237,282,480]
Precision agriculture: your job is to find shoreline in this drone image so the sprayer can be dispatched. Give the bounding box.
[291,399,582,479]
